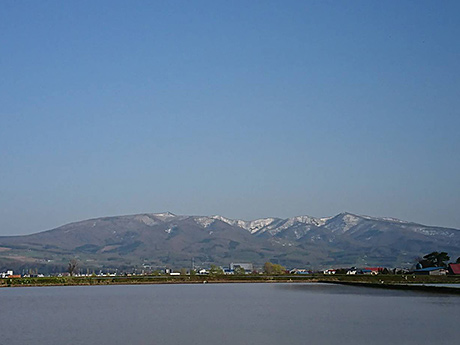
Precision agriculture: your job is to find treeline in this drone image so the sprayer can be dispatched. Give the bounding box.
[416,251,459,269]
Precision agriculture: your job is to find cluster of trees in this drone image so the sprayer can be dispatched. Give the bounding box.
[209,264,224,276]
[417,251,459,268]
[233,266,246,275]
[263,262,286,275]
[205,263,289,275]
[207,263,287,275]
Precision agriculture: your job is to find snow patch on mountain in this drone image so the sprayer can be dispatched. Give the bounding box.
[293,229,307,240]
[279,216,326,230]
[381,217,409,223]
[211,215,277,234]
[151,212,177,221]
[195,217,215,228]
[210,214,332,236]
[135,215,157,226]
[360,215,409,224]
[323,213,362,233]
[411,227,454,237]
[246,218,278,234]
[259,216,318,236]
[342,214,361,232]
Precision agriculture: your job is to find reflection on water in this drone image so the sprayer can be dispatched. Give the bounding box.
[1,283,459,345]
[277,282,459,297]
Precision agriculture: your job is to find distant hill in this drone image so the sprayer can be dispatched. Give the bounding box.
[1,212,459,273]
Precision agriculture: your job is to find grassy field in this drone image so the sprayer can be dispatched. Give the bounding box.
[1,273,460,288]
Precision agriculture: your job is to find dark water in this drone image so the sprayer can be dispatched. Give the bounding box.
[0,283,458,345]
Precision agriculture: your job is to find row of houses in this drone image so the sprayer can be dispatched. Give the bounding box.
[4,263,460,278]
[292,267,386,275]
[162,263,255,276]
[171,263,460,276]
[293,264,460,276]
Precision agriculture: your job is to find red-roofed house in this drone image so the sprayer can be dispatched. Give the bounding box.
[448,263,460,275]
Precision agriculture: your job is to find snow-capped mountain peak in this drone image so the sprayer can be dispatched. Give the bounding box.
[210,215,278,234]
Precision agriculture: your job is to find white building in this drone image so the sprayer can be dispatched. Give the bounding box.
[230,263,253,272]
[1,270,14,278]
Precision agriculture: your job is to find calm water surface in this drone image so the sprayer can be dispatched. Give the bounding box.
[1,283,458,345]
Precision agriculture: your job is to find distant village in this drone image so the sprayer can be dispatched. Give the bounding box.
[2,259,460,279]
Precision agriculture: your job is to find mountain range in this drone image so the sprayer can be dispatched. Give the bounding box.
[1,212,459,273]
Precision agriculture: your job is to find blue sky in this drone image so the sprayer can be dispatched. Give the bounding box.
[1,1,459,235]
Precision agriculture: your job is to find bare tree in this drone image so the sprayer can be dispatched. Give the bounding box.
[67,259,78,276]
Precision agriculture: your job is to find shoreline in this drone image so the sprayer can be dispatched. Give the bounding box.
[321,280,460,294]
[1,275,460,294]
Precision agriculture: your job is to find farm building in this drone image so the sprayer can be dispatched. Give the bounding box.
[414,267,447,275]
[448,263,460,275]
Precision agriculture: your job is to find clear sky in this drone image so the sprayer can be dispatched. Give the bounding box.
[1,1,459,235]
